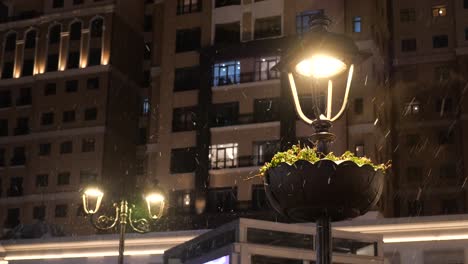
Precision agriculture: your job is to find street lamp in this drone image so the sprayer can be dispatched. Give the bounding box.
[264,16,383,264]
[82,184,165,264]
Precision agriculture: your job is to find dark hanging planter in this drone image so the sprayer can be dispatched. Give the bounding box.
[264,159,385,222]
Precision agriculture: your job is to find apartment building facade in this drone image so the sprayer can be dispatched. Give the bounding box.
[390,0,468,217]
[0,0,144,236]
[144,0,393,230]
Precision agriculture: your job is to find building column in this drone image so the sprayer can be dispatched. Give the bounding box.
[58,31,69,71]
[13,39,24,78]
[80,28,90,68]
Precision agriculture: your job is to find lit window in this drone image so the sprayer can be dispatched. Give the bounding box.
[213,61,240,86]
[404,101,420,115]
[296,10,324,35]
[142,98,150,115]
[432,6,447,17]
[353,16,362,33]
[209,143,238,169]
[254,56,280,81]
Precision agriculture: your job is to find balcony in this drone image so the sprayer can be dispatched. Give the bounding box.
[7,187,23,197]
[209,155,274,170]
[16,96,32,106]
[10,157,26,166]
[215,0,240,8]
[212,71,280,87]
[0,11,42,24]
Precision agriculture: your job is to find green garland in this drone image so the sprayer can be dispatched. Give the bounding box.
[259,145,391,176]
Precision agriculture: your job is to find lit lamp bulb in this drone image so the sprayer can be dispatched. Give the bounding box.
[295,54,347,79]
[145,192,165,219]
[82,187,104,214]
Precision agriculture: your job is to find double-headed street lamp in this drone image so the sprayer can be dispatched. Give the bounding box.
[82,184,165,264]
[265,16,383,264]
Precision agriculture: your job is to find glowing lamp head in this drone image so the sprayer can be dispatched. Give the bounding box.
[295,54,347,79]
[145,191,165,219]
[82,187,104,214]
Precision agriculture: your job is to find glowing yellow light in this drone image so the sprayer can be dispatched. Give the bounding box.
[146,193,164,203]
[145,192,165,219]
[84,188,103,197]
[295,54,347,79]
[82,187,104,214]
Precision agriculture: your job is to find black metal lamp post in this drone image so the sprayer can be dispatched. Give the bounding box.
[265,16,383,264]
[82,184,165,264]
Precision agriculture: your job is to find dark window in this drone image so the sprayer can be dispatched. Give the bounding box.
[35,174,48,187]
[8,177,23,196]
[73,0,84,4]
[296,10,324,35]
[355,144,365,157]
[0,90,11,108]
[14,117,29,135]
[172,107,197,132]
[33,206,46,220]
[67,51,80,69]
[169,191,193,214]
[144,15,152,31]
[44,83,56,96]
[247,229,313,250]
[49,25,61,44]
[352,16,362,33]
[55,204,68,217]
[254,98,279,122]
[401,38,417,52]
[57,172,70,185]
[408,200,424,216]
[138,127,147,145]
[211,102,239,127]
[433,35,448,48]
[80,171,97,184]
[143,70,150,87]
[84,107,98,121]
[41,112,54,125]
[440,164,457,179]
[62,110,76,123]
[251,185,269,210]
[46,54,59,72]
[65,80,78,92]
[6,208,20,228]
[442,199,459,214]
[207,188,237,212]
[88,48,102,66]
[215,22,240,44]
[400,8,416,22]
[255,16,281,39]
[435,97,453,115]
[439,129,454,144]
[70,22,82,41]
[52,0,64,8]
[87,77,99,89]
[90,18,103,38]
[25,30,37,49]
[22,59,34,76]
[81,138,95,152]
[177,0,201,14]
[2,62,13,79]
[11,147,26,166]
[175,28,201,53]
[144,42,152,59]
[174,66,200,91]
[465,28,468,40]
[407,166,422,182]
[170,147,196,173]
[17,87,32,106]
[354,98,364,114]
[215,0,240,8]
[60,141,73,154]
[0,148,5,166]
[253,141,279,165]
[0,119,7,136]
[39,143,51,156]
[465,0,468,8]
[5,33,16,52]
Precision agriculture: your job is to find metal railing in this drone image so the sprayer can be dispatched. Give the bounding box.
[212,71,280,87]
[209,155,275,170]
[210,113,280,128]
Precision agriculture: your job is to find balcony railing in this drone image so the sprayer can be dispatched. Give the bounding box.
[212,71,280,87]
[16,96,32,106]
[7,187,23,197]
[209,155,275,170]
[0,11,42,24]
[14,127,29,136]
[10,157,26,166]
[215,0,241,8]
[211,113,280,128]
